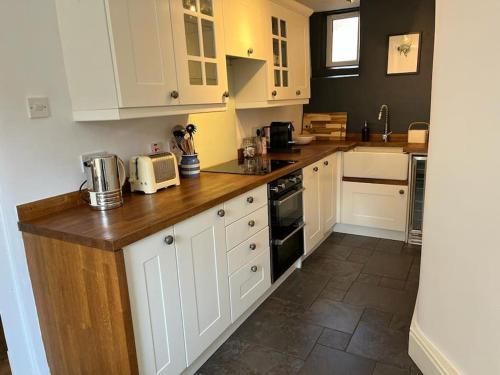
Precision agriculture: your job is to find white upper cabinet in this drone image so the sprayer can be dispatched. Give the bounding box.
[222,0,269,60]
[170,0,229,105]
[55,0,227,121]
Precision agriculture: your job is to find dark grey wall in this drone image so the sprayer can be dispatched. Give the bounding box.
[305,0,435,134]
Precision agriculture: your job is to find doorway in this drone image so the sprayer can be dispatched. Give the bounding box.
[0,316,10,375]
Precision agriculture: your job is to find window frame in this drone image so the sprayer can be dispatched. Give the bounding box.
[325,11,361,68]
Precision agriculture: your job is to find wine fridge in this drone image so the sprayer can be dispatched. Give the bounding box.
[407,155,427,245]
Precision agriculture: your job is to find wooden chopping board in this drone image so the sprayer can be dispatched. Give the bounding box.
[303,112,347,140]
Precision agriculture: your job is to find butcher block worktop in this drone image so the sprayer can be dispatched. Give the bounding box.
[17,141,427,251]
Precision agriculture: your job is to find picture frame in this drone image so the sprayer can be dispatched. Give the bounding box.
[386,32,422,75]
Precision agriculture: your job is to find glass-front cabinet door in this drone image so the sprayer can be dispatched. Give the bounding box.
[171,0,228,105]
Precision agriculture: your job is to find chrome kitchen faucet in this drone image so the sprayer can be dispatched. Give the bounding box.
[378,104,392,142]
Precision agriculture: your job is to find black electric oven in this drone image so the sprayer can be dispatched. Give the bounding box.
[268,169,305,282]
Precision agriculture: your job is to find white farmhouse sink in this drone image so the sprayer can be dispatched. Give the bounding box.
[344,147,409,180]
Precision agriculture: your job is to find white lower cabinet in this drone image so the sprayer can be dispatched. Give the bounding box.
[303,153,338,255]
[123,227,187,375]
[341,182,408,231]
[174,206,231,365]
[229,248,271,322]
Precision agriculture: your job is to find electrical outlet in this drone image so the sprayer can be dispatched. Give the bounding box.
[149,142,164,154]
[27,97,50,119]
[80,151,108,173]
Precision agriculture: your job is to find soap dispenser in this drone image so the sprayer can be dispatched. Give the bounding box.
[361,121,370,142]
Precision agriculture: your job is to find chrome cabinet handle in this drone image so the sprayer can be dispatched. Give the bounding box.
[164,235,174,245]
[313,166,319,172]
[247,47,254,55]
[272,90,277,97]
[223,91,230,98]
[170,90,179,99]
[248,220,255,227]
[296,90,301,96]
[324,161,329,166]
[247,196,254,204]
[251,265,258,272]
[249,243,257,250]
[218,209,226,217]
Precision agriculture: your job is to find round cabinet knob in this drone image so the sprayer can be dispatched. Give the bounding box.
[164,235,174,245]
[248,220,255,227]
[313,166,319,172]
[247,196,254,204]
[222,91,230,98]
[324,161,329,166]
[249,243,257,250]
[251,265,258,273]
[170,90,179,99]
[399,190,405,195]
[247,47,254,55]
[272,90,277,97]
[217,209,226,217]
[296,90,301,96]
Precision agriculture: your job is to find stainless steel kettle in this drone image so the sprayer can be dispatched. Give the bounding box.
[83,154,126,210]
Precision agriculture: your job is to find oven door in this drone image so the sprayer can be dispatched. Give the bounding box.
[271,223,305,282]
[270,187,304,228]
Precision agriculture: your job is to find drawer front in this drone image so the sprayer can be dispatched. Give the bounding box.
[229,248,271,322]
[226,205,269,250]
[227,227,270,274]
[224,185,268,226]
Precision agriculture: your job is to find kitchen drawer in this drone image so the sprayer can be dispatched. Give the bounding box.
[227,227,270,274]
[226,205,269,250]
[224,185,268,226]
[229,248,271,322]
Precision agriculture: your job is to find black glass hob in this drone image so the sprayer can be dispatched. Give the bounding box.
[202,158,297,175]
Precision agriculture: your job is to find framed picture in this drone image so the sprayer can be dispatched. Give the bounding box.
[386,32,422,75]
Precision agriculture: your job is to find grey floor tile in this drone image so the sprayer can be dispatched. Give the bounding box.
[272,270,329,306]
[344,282,415,315]
[390,313,413,333]
[347,321,412,369]
[319,281,347,302]
[363,252,413,280]
[303,299,363,333]
[299,345,375,375]
[373,362,409,375]
[325,231,345,245]
[376,239,404,254]
[410,362,424,375]
[380,277,406,290]
[361,308,393,327]
[302,256,363,290]
[317,328,351,351]
[357,273,381,285]
[402,243,422,256]
[312,242,353,260]
[340,234,380,249]
[347,253,372,264]
[196,338,304,375]
[235,298,322,359]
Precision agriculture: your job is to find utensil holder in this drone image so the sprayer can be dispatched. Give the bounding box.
[180,154,200,178]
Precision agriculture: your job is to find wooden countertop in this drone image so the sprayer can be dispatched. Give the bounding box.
[18,141,427,251]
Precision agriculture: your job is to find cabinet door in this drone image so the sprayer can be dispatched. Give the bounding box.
[106,0,179,107]
[222,0,268,60]
[170,0,228,105]
[303,163,323,255]
[341,182,409,231]
[288,11,311,100]
[174,206,231,365]
[124,228,187,375]
[321,153,337,234]
[267,4,295,101]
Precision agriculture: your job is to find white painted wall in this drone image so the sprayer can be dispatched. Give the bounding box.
[412,0,500,373]
[0,0,301,373]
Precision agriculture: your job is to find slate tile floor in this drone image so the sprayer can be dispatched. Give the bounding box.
[197,233,423,375]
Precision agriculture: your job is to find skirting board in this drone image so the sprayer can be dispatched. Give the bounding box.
[409,320,461,375]
[182,263,297,374]
[334,223,406,241]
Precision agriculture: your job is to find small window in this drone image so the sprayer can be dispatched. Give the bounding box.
[326,11,360,68]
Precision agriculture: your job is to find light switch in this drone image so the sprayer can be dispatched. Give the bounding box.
[27,97,50,119]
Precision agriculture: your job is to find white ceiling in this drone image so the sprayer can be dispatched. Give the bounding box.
[296,0,360,12]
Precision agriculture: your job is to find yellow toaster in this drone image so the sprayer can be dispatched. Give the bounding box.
[129,152,180,194]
